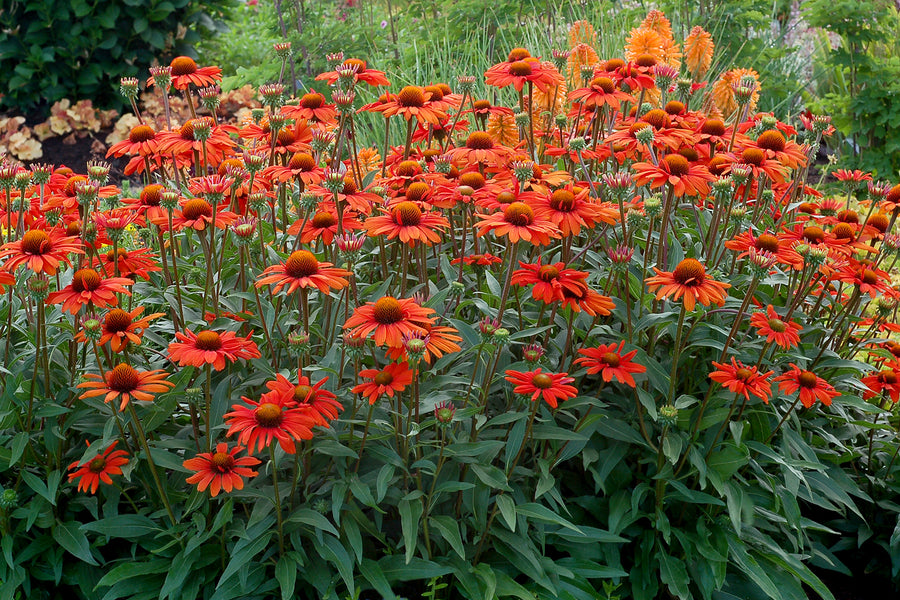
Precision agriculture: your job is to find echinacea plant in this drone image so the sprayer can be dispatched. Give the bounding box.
[2,11,900,600]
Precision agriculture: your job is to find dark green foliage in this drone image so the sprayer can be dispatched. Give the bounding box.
[0,0,236,114]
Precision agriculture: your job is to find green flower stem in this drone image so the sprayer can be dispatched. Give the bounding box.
[128,402,177,527]
[269,444,285,557]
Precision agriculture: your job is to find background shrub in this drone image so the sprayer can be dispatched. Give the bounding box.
[0,0,236,115]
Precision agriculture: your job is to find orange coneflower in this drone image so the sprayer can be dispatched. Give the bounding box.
[167,197,238,232]
[485,50,563,93]
[156,117,237,167]
[78,363,174,411]
[645,258,730,311]
[76,306,165,353]
[288,203,363,244]
[709,358,773,402]
[775,364,840,408]
[861,367,900,404]
[633,154,715,197]
[559,282,616,316]
[352,361,414,404]
[749,305,802,349]
[121,184,167,225]
[46,268,133,314]
[379,86,447,127]
[0,228,83,275]
[315,58,390,87]
[474,202,560,245]
[106,123,161,159]
[511,259,590,304]
[67,441,129,494]
[364,201,449,246]
[569,75,634,111]
[283,90,337,123]
[93,247,162,281]
[224,393,315,454]
[183,443,261,497]
[262,152,325,186]
[263,373,343,427]
[575,341,646,388]
[168,329,261,371]
[256,250,351,295]
[447,131,515,167]
[740,130,807,170]
[505,368,578,408]
[150,56,222,90]
[0,271,13,291]
[531,185,617,236]
[343,295,435,349]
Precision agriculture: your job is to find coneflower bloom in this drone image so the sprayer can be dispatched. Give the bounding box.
[183,443,261,497]
[645,258,730,311]
[775,364,840,408]
[283,90,337,123]
[741,130,807,170]
[262,152,325,186]
[474,201,560,245]
[709,358,773,402]
[93,247,162,281]
[315,58,390,87]
[0,228,83,274]
[364,201,449,246]
[0,271,13,291]
[861,367,900,403]
[510,260,590,304]
[152,56,222,90]
[447,131,515,167]
[485,50,563,92]
[224,393,315,454]
[264,373,343,427]
[632,154,715,197]
[156,118,236,166]
[168,329,261,371]
[76,306,165,353]
[504,368,578,408]
[166,197,238,232]
[352,361,413,404]
[255,250,351,294]
[575,341,646,387]
[569,75,634,110]
[78,363,174,411]
[289,205,363,244]
[530,185,618,237]
[749,305,802,349]
[559,283,616,316]
[106,123,161,159]
[343,295,435,348]
[67,441,129,494]
[378,86,447,126]
[46,269,133,314]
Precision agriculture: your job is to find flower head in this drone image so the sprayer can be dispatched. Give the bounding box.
[183,443,261,496]
[504,368,578,408]
[775,364,839,408]
[645,258,730,311]
[224,393,316,454]
[168,329,261,371]
[67,441,129,494]
[78,363,174,411]
[352,361,413,404]
[575,341,646,387]
[709,358,773,402]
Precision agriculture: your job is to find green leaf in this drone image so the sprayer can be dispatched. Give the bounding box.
[22,470,54,505]
[285,508,339,537]
[429,515,465,560]
[360,558,398,600]
[54,521,99,565]
[94,560,170,589]
[399,494,423,563]
[471,464,511,491]
[317,534,355,593]
[659,553,690,600]
[496,494,516,532]
[515,502,583,534]
[81,515,161,540]
[217,532,272,587]
[9,432,28,467]
[275,555,298,600]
